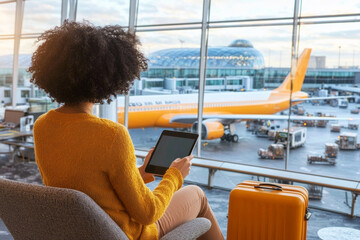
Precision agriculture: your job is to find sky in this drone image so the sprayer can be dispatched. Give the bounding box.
[0,0,360,68]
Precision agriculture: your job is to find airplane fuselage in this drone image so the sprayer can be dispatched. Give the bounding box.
[117,90,308,128]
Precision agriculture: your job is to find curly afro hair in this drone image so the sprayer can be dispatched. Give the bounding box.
[28,20,148,104]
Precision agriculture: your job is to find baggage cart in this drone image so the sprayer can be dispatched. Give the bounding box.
[307,184,323,200]
[307,154,336,165]
[227,181,310,240]
[316,120,328,128]
[325,143,338,158]
[348,123,359,130]
[350,108,359,114]
[330,124,341,132]
[258,144,284,159]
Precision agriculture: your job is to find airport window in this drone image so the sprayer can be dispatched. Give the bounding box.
[2,0,360,225]
[21,90,29,98]
[22,0,61,34]
[4,90,10,98]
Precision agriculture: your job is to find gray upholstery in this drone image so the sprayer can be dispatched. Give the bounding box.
[0,178,211,240]
[161,217,211,240]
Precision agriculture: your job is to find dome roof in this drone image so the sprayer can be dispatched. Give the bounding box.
[149,39,264,69]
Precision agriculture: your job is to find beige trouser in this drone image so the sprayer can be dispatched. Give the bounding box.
[155,185,224,240]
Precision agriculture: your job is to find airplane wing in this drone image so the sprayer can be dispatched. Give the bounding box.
[292,96,352,102]
[170,114,360,124]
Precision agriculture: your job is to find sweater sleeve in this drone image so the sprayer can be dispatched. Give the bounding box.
[107,125,183,225]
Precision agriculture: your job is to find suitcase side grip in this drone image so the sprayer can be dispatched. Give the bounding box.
[254,183,282,191]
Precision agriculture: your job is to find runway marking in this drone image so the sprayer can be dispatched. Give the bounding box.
[0,231,9,235]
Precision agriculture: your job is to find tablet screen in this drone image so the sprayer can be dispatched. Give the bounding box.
[145,130,198,175]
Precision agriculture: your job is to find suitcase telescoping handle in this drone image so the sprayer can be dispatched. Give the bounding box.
[254,183,282,191]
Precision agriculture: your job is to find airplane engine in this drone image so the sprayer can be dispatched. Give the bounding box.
[191,121,224,140]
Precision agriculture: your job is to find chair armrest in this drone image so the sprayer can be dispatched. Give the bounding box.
[160,217,211,240]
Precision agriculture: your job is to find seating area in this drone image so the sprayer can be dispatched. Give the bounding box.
[0,178,211,240]
[0,151,359,239]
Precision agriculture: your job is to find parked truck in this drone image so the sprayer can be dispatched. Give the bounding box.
[335,132,360,150]
[274,127,307,148]
[338,99,349,109]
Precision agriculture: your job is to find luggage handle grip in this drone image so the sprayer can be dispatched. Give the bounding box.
[254,183,282,191]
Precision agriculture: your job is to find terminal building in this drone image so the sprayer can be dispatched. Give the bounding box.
[1,40,359,99]
[135,39,360,94]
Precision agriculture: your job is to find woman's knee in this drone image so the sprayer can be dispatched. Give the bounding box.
[183,185,206,200]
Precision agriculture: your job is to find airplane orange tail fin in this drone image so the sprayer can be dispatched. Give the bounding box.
[276,48,312,92]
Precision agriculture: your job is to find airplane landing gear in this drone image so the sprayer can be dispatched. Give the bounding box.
[221,123,239,143]
[221,133,239,142]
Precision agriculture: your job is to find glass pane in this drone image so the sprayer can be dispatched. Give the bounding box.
[137,0,203,25]
[0,40,14,107]
[296,21,360,180]
[22,0,61,34]
[200,25,293,167]
[0,2,15,35]
[301,0,360,16]
[19,39,37,88]
[18,38,52,109]
[299,22,360,69]
[120,30,201,151]
[77,0,129,26]
[210,0,295,22]
[0,39,14,83]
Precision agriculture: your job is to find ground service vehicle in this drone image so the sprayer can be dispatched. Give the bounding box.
[335,132,360,150]
[307,154,336,165]
[246,120,264,132]
[330,124,341,132]
[348,123,359,130]
[307,143,338,165]
[325,143,338,158]
[350,108,359,114]
[338,99,348,109]
[307,184,323,200]
[254,123,280,138]
[254,125,269,137]
[274,127,306,148]
[292,105,305,115]
[258,144,284,159]
[301,120,316,127]
[267,130,277,140]
[316,120,328,128]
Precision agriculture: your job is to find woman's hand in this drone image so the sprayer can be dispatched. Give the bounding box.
[138,148,155,183]
[169,155,193,179]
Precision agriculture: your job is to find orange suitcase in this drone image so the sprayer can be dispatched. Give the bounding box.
[227,181,311,240]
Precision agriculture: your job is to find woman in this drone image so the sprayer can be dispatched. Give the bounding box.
[29,21,223,240]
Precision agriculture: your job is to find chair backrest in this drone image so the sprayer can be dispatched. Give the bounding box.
[0,178,129,240]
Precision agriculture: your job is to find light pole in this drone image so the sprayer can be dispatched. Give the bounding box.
[338,45,341,68]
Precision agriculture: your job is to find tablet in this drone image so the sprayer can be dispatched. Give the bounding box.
[145,130,199,175]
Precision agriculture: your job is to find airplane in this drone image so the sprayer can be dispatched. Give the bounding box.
[117,49,359,142]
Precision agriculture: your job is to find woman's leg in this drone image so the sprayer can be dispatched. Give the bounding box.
[155,185,224,240]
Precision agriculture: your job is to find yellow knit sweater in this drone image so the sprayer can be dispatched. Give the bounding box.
[34,109,183,240]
